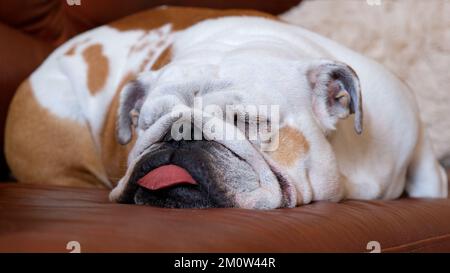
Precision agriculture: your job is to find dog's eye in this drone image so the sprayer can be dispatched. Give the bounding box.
[233,113,239,127]
[232,113,251,127]
[231,112,272,141]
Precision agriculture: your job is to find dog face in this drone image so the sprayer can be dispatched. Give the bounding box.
[110,53,362,209]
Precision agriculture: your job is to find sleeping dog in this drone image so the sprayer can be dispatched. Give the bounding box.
[5,7,447,209]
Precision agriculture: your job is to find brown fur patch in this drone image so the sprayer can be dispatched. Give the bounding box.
[65,43,77,56]
[4,81,107,187]
[65,38,91,56]
[82,44,109,95]
[131,41,150,53]
[151,46,172,70]
[109,7,277,32]
[267,126,310,167]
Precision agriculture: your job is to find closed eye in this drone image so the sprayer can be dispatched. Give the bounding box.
[231,111,272,141]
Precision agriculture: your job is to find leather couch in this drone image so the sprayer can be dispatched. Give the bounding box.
[1,0,449,253]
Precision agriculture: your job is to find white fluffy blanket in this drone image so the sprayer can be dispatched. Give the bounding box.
[281,0,450,160]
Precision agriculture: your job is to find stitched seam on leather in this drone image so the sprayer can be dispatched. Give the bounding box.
[382,233,450,252]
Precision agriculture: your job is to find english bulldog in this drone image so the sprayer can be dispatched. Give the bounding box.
[5,7,447,209]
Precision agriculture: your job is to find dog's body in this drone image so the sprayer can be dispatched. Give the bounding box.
[5,7,447,209]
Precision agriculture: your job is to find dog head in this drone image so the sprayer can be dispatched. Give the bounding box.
[110,54,362,209]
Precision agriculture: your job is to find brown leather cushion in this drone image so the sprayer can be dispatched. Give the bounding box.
[1,183,449,253]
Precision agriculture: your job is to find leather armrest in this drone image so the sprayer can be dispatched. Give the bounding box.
[0,23,52,180]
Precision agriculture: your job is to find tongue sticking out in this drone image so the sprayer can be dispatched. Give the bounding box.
[137,164,197,191]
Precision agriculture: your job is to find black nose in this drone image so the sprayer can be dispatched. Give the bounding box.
[130,141,233,208]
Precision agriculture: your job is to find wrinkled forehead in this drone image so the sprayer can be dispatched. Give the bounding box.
[151,55,302,89]
[138,57,315,130]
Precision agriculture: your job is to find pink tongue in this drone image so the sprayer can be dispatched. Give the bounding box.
[137,164,197,190]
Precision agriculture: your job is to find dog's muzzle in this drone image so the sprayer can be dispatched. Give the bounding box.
[116,140,243,208]
[113,138,295,209]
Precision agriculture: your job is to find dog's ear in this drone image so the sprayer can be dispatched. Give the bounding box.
[307,60,363,134]
[116,80,148,145]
